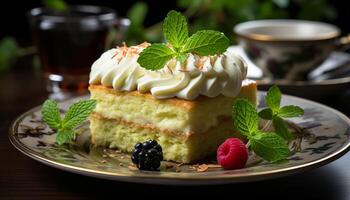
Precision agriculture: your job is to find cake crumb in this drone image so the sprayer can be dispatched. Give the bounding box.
[175,166,181,172]
[197,164,209,172]
[207,164,222,168]
[165,164,174,169]
[191,164,199,168]
[176,163,184,167]
[128,164,138,171]
[189,165,197,170]
[178,69,189,72]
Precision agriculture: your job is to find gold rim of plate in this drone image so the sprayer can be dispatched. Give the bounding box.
[235,32,339,43]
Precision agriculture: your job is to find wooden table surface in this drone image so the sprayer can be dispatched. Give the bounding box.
[1,63,350,199]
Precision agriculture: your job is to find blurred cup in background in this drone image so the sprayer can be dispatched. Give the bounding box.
[234,20,350,81]
[28,5,129,99]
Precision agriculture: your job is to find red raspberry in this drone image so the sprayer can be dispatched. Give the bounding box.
[217,138,248,170]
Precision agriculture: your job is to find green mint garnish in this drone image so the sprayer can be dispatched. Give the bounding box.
[42,99,62,130]
[250,132,290,162]
[233,98,290,162]
[176,53,188,64]
[137,43,176,70]
[56,129,75,145]
[258,108,273,119]
[232,85,305,162]
[278,105,305,118]
[163,10,189,49]
[232,98,259,137]
[62,100,98,129]
[265,85,281,112]
[258,85,304,140]
[182,30,229,56]
[42,99,96,145]
[272,116,290,140]
[137,10,229,70]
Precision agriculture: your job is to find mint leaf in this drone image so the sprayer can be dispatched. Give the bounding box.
[265,85,281,112]
[258,108,273,120]
[279,105,304,118]
[137,43,176,70]
[230,85,302,163]
[232,99,258,137]
[163,10,189,49]
[250,132,290,162]
[272,116,292,140]
[262,86,304,140]
[136,10,230,70]
[177,53,188,63]
[42,99,61,130]
[56,129,75,145]
[62,99,96,129]
[41,99,96,145]
[182,30,229,56]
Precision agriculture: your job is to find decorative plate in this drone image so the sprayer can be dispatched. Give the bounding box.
[9,93,350,185]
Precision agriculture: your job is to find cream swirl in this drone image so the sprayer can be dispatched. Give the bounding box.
[89,43,247,100]
[89,43,148,91]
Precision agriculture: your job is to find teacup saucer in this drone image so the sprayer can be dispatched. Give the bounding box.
[229,46,350,100]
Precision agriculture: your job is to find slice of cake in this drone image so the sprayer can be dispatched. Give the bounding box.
[89,42,257,163]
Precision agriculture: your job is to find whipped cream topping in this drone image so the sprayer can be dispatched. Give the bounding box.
[89,43,247,100]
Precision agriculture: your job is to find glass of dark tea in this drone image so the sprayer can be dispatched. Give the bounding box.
[28,5,129,100]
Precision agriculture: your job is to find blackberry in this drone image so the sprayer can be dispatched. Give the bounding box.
[131,140,163,171]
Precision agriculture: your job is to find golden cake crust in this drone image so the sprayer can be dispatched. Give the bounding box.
[88,81,257,110]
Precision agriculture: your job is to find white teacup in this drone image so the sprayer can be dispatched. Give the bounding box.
[234,20,350,81]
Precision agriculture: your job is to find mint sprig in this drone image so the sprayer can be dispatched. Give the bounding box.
[258,85,304,140]
[232,98,259,137]
[250,132,290,162]
[137,43,176,70]
[42,99,96,145]
[233,99,290,162]
[42,99,61,130]
[137,10,229,70]
[163,10,188,49]
[182,30,229,56]
[56,129,75,145]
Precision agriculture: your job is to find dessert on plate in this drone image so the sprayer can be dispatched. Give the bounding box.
[35,10,300,173]
[88,42,257,163]
[88,10,257,163]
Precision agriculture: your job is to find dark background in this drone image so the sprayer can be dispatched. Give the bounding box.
[1,0,174,45]
[1,0,350,47]
[1,1,350,199]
